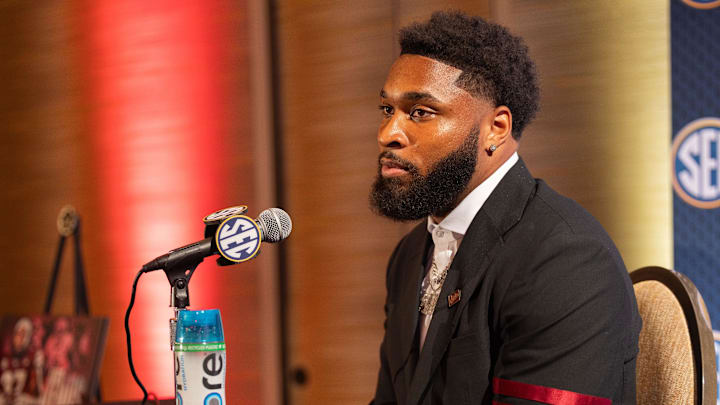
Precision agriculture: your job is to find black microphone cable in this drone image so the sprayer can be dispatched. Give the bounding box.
[125,267,154,404]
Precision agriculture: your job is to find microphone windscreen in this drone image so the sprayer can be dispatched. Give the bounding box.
[257,208,292,242]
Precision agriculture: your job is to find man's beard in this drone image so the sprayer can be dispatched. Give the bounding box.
[369,127,479,221]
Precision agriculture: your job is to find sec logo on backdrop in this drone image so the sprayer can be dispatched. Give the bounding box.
[682,0,720,9]
[215,215,262,262]
[673,118,720,209]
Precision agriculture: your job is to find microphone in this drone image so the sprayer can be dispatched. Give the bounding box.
[142,207,292,271]
[254,207,293,242]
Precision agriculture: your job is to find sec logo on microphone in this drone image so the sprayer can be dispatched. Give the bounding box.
[672,117,720,209]
[215,215,262,262]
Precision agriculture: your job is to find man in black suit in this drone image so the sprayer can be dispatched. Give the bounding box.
[369,11,641,405]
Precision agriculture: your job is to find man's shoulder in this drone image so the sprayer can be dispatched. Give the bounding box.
[521,178,615,247]
[500,178,630,297]
[484,174,629,289]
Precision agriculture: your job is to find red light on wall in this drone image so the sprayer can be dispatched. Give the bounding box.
[84,0,231,399]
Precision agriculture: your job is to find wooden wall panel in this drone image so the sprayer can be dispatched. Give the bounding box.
[492,0,672,271]
[276,2,397,403]
[247,0,283,402]
[0,0,85,317]
[395,0,490,27]
[0,1,275,402]
[277,2,490,404]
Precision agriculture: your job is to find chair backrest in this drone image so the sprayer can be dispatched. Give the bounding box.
[631,266,716,405]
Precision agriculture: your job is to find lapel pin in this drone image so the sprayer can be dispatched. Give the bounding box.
[447,289,462,308]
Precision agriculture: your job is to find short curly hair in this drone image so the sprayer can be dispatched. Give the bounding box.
[399,11,539,139]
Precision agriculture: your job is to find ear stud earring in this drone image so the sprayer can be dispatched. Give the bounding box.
[489,144,497,152]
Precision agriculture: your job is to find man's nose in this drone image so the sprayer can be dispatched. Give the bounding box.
[378,116,409,149]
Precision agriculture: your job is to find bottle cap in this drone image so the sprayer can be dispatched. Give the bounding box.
[175,309,224,344]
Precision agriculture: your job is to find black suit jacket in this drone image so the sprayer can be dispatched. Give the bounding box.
[372,159,641,405]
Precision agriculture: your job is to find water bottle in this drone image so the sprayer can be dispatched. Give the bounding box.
[174,309,226,405]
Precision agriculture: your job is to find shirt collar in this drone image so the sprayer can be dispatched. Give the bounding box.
[427,152,519,237]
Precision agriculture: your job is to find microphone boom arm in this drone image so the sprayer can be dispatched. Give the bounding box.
[140,206,291,309]
[146,237,214,309]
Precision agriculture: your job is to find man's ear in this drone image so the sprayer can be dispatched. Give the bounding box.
[485,105,512,151]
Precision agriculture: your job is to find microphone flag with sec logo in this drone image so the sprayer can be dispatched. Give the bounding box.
[216,215,263,263]
[142,206,292,271]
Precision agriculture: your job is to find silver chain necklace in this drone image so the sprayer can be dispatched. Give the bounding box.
[418,259,451,316]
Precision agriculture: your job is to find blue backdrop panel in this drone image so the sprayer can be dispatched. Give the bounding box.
[671,0,720,327]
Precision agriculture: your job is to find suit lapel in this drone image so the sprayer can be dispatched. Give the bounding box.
[386,224,431,382]
[406,159,537,404]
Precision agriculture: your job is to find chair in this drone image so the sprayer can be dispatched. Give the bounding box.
[631,266,717,405]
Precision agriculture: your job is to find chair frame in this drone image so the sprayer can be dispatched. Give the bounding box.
[631,266,717,405]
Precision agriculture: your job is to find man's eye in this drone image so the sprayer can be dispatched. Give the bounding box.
[410,108,434,119]
[378,105,393,116]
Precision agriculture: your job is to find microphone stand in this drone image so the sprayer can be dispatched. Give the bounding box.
[131,205,272,401]
[154,210,259,398]
[163,257,201,362]
[164,221,221,311]
[162,231,212,398]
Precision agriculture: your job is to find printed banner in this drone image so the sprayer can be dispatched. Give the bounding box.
[0,315,108,404]
[671,0,720,400]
